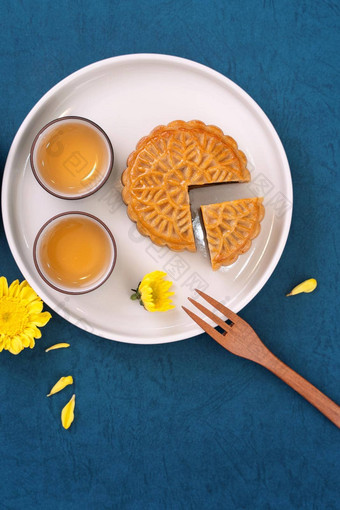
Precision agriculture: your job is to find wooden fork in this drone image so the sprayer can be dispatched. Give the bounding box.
[183,289,340,428]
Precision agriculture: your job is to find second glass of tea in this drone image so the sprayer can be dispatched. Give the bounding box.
[33,212,117,294]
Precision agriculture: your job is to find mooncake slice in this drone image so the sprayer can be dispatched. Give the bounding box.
[201,198,265,270]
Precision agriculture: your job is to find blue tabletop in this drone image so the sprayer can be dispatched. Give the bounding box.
[1,1,339,509]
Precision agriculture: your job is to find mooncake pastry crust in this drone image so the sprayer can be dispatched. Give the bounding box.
[122,120,250,252]
[201,198,265,270]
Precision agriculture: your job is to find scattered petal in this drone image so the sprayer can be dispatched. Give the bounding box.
[286,278,317,296]
[61,394,76,430]
[47,376,73,397]
[45,343,70,352]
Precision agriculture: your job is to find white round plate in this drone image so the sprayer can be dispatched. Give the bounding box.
[2,54,292,344]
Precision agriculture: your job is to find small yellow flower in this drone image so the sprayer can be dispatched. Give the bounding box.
[0,277,51,355]
[131,271,174,312]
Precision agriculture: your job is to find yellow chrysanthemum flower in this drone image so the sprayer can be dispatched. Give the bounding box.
[131,271,174,312]
[0,277,51,355]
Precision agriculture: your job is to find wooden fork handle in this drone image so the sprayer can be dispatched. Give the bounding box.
[261,352,340,428]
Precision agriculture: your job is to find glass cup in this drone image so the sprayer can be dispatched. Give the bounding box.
[30,116,114,199]
[33,212,117,294]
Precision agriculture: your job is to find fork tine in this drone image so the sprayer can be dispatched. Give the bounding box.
[182,306,226,344]
[188,297,232,333]
[195,289,239,323]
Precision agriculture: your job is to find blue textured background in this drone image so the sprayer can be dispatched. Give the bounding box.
[1,1,339,509]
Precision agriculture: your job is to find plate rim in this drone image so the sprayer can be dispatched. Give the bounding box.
[1,53,293,344]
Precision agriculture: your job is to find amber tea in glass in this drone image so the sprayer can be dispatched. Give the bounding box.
[31,117,113,199]
[34,213,116,294]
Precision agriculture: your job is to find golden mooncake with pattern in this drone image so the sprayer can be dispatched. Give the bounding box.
[122,120,250,252]
[201,198,265,270]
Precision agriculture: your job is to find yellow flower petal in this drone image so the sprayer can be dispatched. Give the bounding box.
[61,394,76,430]
[29,311,52,327]
[8,279,20,295]
[286,278,318,296]
[20,286,39,302]
[17,281,42,304]
[0,277,8,298]
[21,334,31,348]
[18,280,29,293]
[28,300,44,315]
[31,326,42,339]
[8,336,23,355]
[45,343,70,352]
[47,376,73,397]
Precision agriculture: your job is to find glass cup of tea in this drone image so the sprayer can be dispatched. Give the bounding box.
[30,116,114,199]
[33,212,117,294]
